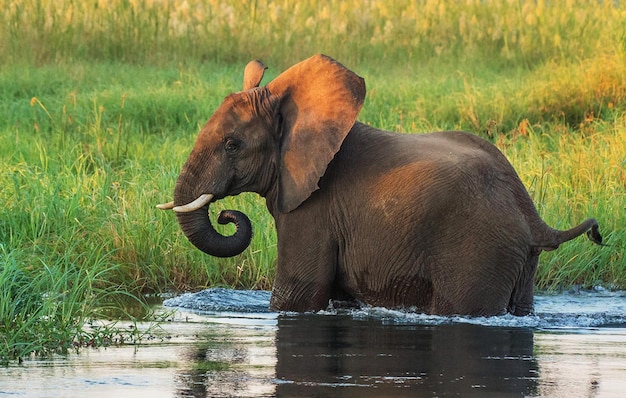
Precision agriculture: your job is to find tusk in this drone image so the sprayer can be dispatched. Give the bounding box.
[156,201,175,210]
[173,193,214,213]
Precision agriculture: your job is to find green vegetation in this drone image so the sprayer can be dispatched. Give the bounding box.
[1,0,625,361]
[2,0,624,69]
[0,245,151,363]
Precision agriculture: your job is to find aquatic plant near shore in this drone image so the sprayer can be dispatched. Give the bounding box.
[0,245,157,363]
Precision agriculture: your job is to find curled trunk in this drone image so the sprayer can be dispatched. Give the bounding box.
[174,207,252,258]
[173,178,252,257]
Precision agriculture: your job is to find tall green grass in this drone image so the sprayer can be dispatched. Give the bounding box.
[498,121,625,289]
[0,64,276,360]
[0,244,151,363]
[1,0,625,361]
[1,63,277,292]
[1,0,624,68]
[2,61,623,293]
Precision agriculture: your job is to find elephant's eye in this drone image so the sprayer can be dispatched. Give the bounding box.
[224,137,240,154]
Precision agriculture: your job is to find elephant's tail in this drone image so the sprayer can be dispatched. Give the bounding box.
[533,218,604,252]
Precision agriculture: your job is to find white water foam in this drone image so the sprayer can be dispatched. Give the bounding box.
[163,288,272,313]
[163,287,626,329]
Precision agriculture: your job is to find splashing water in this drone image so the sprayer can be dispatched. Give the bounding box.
[163,287,626,329]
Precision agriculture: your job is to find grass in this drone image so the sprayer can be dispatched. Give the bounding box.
[0,0,625,361]
[0,245,152,364]
[497,122,625,289]
[1,0,624,68]
[1,63,277,291]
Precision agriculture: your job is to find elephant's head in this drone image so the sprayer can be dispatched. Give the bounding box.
[158,55,366,257]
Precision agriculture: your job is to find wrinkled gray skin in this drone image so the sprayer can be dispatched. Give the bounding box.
[160,55,603,316]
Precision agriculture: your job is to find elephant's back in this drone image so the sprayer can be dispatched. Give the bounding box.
[331,125,511,184]
[328,123,535,249]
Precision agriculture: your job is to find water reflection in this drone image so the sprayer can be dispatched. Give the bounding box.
[4,306,626,397]
[176,341,213,398]
[173,314,538,397]
[174,323,277,398]
[274,314,537,397]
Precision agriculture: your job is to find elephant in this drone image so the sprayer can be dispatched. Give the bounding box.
[158,54,603,316]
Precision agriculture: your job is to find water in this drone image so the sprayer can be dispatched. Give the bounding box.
[2,289,626,397]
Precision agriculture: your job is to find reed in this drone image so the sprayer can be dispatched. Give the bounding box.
[0,244,151,363]
[1,0,624,68]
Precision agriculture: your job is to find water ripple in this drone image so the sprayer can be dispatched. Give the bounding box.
[163,287,626,329]
[163,288,272,313]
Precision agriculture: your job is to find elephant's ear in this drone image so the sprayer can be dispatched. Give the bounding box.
[243,60,267,90]
[267,54,366,213]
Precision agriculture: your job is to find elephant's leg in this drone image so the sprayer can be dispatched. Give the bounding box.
[507,249,539,316]
[269,221,337,312]
[429,286,510,316]
[427,243,525,316]
[270,252,336,312]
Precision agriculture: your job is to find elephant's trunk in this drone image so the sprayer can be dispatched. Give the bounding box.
[173,183,252,258]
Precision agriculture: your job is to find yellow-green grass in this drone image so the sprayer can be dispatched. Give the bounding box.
[2,62,623,295]
[498,122,624,289]
[1,0,625,68]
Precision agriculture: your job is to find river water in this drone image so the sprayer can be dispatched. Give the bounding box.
[2,288,626,397]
